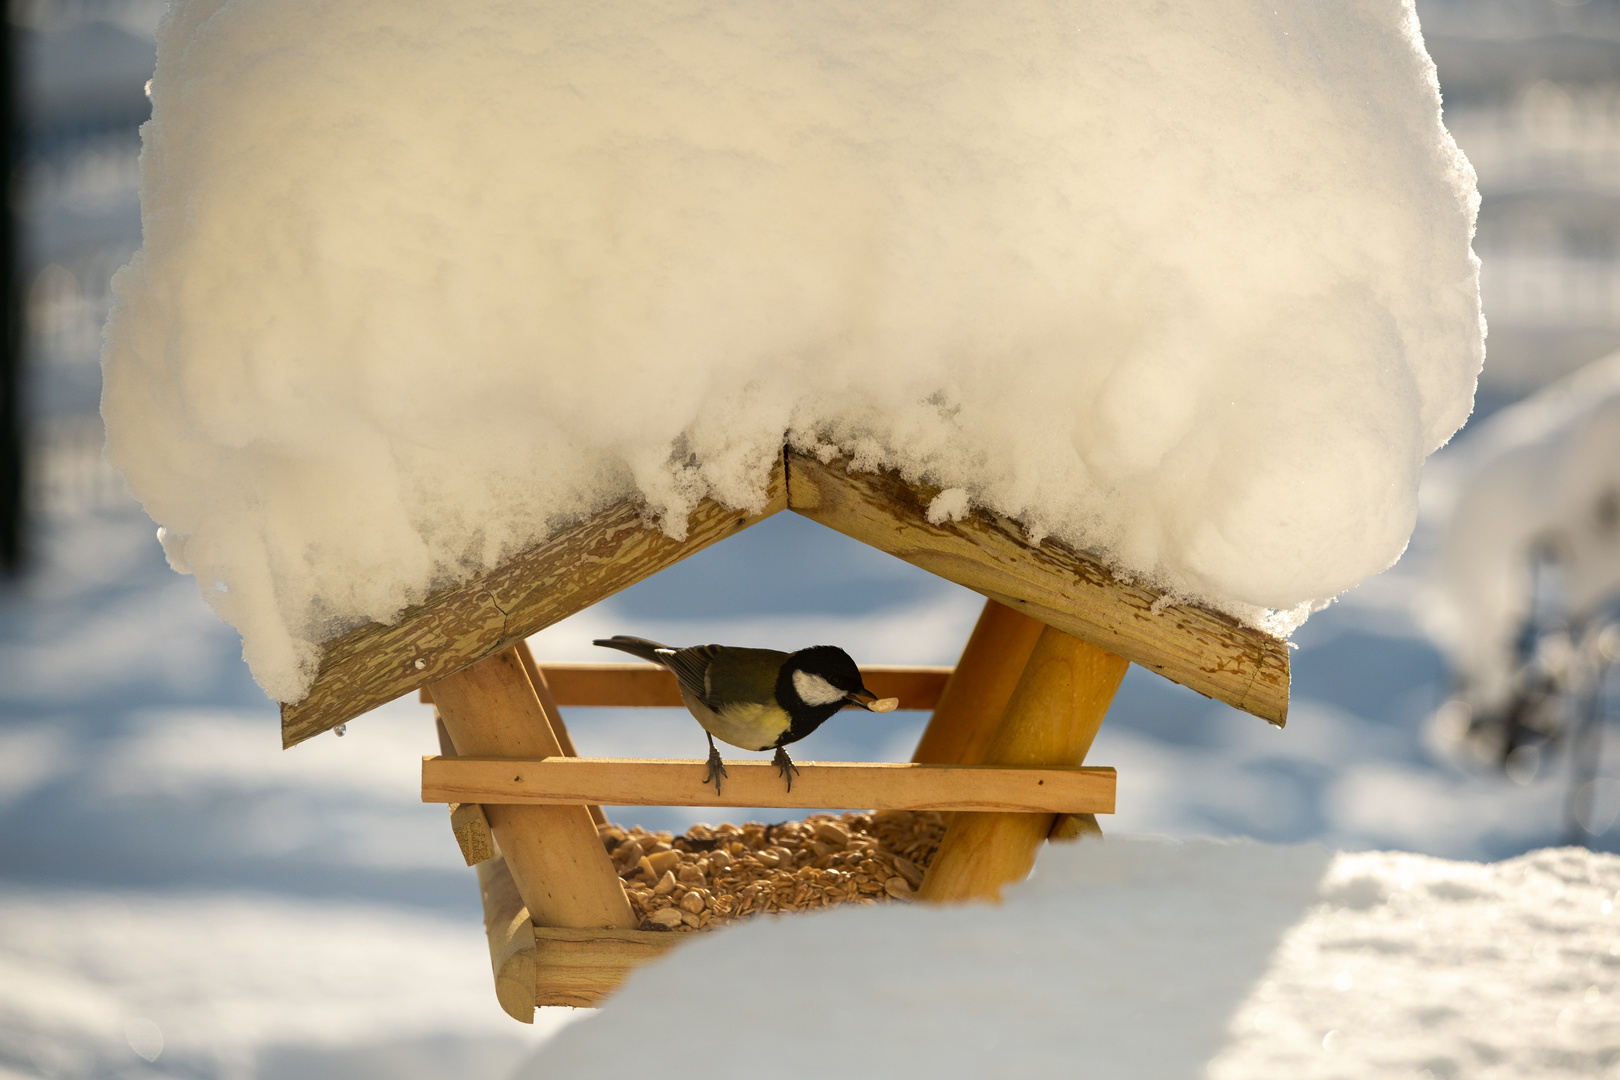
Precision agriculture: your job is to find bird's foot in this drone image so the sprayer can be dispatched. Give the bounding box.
[773,746,800,793]
[703,744,729,794]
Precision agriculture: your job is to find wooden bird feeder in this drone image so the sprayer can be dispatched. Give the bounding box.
[281,447,1289,1019]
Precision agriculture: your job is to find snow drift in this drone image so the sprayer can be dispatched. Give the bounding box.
[519,837,1620,1079]
[102,0,1483,701]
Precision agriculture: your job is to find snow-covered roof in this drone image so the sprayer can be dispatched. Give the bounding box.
[101,0,1484,706]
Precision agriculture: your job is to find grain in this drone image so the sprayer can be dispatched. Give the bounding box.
[599,811,947,932]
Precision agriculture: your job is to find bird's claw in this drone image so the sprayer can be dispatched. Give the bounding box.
[703,745,729,794]
[773,746,800,793]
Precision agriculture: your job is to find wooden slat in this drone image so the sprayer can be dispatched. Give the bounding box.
[422,757,1116,814]
[488,663,954,709]
[281,458,787,746]
[532,926,689,1008]
[785,451,1289,726]
[533,664,681,707]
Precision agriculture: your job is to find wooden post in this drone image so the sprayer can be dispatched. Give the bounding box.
[912,598,1045,766]
[476,854,540,1023]
[918,626,1128,903]
[512,640,608,826]
[429,648,637,930]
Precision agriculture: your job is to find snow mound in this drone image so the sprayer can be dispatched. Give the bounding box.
[519,838,1620,1079]
[1425,352,1620,709]
[0,888,562,1079]
[102,0,1483,702]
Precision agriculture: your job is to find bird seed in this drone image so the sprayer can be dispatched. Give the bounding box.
[597,810,946,933]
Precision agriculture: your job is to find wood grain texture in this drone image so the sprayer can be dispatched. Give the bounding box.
[474,854,538,1023]
[281,460,787,747]
[429,650,637,930]
[785,451,1288,726]
[422,757,1116,814]
[450,802,495,866]
[1049,812,1103,842]
[912,599,1046,766]
[919,627,1129,904]
[531,927,689,1008]
[512,642,606,826]
[525,663,952,710]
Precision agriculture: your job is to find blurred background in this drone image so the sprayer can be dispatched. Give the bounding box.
[2,0,1619,1077]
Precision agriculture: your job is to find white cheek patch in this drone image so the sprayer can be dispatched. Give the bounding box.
[792,669,847,707]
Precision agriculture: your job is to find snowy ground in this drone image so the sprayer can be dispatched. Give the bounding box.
[522,837,1620,1080]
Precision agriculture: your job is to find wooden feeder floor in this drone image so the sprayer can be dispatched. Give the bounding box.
[601,809,946,933]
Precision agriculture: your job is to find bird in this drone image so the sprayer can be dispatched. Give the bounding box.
[592,635,898,793]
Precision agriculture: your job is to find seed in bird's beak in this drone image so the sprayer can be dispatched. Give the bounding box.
[847,690,900,713]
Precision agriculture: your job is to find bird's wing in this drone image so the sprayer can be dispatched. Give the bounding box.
[660,645,723,707]
[699,647,793,710]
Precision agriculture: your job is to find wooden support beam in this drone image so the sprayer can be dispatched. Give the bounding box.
[913,599,1045,766]
[1049,812,1104,841]
[429,649,637,930]
[423,757,1116,814]
[281,459,787,746]
[436,712,498,865]
[450,802,496,866]
[511,641,606,827]
[475,846,690,1013]
[919,626,1129,904]
[532,927,689,1008]
[785,451,1287,726]
[475,853,539,1023]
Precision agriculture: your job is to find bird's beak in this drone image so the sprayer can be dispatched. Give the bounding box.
[846,690,900,713]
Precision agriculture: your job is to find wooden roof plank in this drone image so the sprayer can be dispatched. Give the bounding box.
[784,450,1289,725]
[283,444,1290,746]
[280,459,787,746]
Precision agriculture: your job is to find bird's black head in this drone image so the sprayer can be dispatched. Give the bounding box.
[775,645,878,738]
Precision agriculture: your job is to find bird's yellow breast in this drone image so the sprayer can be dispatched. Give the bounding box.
[680,689,791,752]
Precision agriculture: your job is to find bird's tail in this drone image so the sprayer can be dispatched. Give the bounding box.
[592,635,669,665]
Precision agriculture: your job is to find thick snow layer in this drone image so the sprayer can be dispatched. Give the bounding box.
[520,837,1620,1080]
[101,0,1482,703]
[1425,353,1620,708]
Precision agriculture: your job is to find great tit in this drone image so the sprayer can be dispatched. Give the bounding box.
[592,635,899,793]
